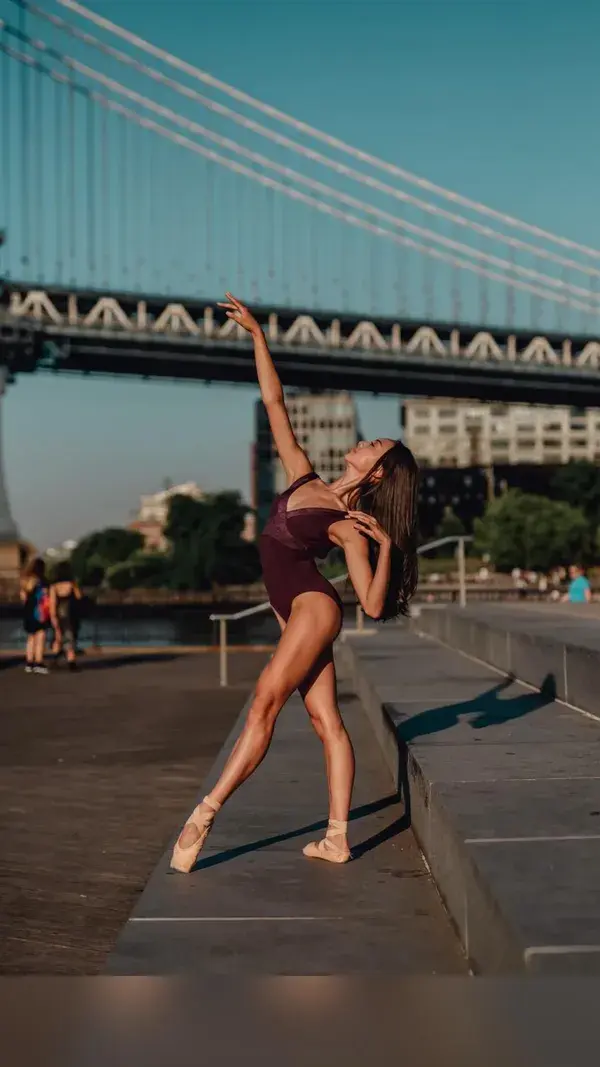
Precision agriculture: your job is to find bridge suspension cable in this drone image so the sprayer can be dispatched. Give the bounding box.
[3,1,597,331]
[63,58,600,309]
[16,0,600,283]
[53,0,600,262]
[4,36,599,319]
[6,15,599,316]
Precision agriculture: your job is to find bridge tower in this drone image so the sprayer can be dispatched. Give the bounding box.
[0,367,21,589]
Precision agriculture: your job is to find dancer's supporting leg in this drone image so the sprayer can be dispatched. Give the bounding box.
[300,649,355,862]
[170,592,342,872]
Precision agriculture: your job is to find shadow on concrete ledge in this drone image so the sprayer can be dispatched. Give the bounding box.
[389,674,556,745]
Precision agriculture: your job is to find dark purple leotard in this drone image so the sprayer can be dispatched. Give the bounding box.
[259,472,346,622]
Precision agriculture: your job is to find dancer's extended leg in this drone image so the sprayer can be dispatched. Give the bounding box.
[170,592,341,872]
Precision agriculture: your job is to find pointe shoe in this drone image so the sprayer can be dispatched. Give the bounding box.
[170,796,221,873]
[303,819,351,864]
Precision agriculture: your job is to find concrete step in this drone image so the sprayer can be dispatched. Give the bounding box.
[106,654,465,975]
[412,603,600,717]
[339,625,600,974]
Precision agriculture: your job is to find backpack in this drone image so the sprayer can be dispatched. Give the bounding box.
[34,586,51,625]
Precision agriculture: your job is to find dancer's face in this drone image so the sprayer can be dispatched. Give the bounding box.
[344,438,394,477]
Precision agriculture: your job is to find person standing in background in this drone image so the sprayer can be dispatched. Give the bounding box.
[50,562,83,670]
[563,564,592,604]
[20,558,50,674]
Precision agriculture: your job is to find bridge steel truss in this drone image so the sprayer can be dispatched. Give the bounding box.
[2,284,600,405]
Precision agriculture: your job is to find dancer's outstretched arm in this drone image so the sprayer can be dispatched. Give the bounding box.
[218,293,312,484]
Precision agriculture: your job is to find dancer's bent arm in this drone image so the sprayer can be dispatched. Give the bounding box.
[218,292,312,483]
[332,513,392,619]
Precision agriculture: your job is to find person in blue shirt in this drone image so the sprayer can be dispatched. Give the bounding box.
[563,564,592,604]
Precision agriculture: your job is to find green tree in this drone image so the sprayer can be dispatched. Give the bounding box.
[71,527,144,585]
[474,489,589,572]
[434,506,466,543]
[77,552,106,589]
[104,553,172,591]
[165,491,260,590]
[551,461,600,528]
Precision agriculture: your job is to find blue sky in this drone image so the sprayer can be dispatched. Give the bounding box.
[3,0,600,547]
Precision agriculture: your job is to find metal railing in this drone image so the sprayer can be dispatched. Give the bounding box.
[210,534,472,686]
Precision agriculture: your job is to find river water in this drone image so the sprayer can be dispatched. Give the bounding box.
[0,604,361,650]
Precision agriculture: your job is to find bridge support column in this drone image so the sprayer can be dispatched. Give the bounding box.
[0,367,21,591]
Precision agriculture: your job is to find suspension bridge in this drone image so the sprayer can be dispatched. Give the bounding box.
[2,0,600,541]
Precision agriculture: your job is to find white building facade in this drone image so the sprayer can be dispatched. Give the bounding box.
[403,398,600,468]
[272,392,359,493]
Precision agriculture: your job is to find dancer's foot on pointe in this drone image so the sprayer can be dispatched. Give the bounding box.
[303,819,351,864]
[170,796,221,873]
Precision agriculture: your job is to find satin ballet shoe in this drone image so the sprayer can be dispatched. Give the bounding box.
[170,795,221,873]
[302,819,351,864]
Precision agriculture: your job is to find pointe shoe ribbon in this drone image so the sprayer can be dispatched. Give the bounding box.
[170,795,221,873]
[303,819,351,864]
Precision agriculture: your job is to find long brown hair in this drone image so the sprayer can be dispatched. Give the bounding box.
[348,440,419,619]
[20,556,47,595]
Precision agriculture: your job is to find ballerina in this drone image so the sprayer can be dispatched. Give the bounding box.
[171,294,419,872]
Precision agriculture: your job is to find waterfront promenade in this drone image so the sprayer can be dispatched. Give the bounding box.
[6,600,600,977]
[0,650,268,973]
[1,646,465,974]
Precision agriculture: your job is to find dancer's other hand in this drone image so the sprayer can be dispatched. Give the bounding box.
[347,511,391,548]
[217,293,261,335]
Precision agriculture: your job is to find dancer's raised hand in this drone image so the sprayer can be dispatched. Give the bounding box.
[217,293,261,335]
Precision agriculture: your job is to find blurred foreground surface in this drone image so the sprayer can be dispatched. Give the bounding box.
[1,977,600,1067]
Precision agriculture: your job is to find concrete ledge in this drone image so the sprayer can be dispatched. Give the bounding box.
[339,625,600,974]
[410,603,600,715]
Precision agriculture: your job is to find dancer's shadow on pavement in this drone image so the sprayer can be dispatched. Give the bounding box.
[394,673,556,744]
[190,792,402,872]
[190,674,556,870]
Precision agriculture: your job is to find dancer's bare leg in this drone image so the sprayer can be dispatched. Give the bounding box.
[299,651,355,860]
[208,594,341,805]
[272,615,354,845]
[171,593,341,870]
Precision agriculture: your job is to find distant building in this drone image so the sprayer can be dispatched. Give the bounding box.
[418,464,561,541]
[253,392,360,533]
[130,482,204,551]
[403,398,600,468]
